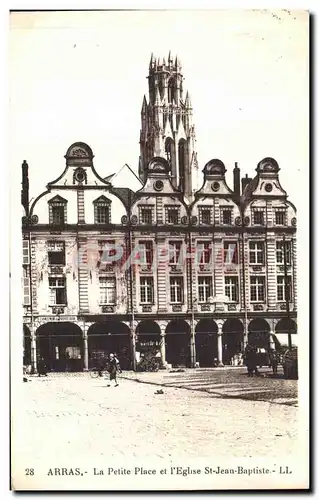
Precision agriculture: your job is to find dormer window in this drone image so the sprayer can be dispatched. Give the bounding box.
[252,208,265,226]
[48,195,67,225]
[139,205,154,225]
[220,207,232,225]
[165,206,180,225]
[274,208,286,226]
[199,206,212,225]
[93,196,111,224]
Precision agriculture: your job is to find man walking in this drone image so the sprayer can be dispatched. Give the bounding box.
[244,345,259,377]
[107,353,120,387]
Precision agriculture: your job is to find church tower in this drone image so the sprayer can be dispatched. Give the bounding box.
[138,53,199,201]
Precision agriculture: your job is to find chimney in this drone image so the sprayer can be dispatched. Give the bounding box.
[233,162,241,196]
[21,160,29,215]
[241,173,252,194]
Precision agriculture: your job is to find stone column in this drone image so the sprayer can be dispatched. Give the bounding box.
[190,318,197,368]
[160,333,166,368]
[82,322,89,371]
[31,332,37,374]
[159,324,167,367]
[83,336,88,371]
[269,330,276,350]
[216,320,224,367]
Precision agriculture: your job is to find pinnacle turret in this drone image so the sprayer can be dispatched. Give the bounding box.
[185,91,192,108]
[141,95,147,113]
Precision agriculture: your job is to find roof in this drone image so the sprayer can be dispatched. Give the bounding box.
[242,175,258,204]
[104,173,115,182]
[110,187,137,208]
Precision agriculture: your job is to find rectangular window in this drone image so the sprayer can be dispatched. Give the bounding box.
[168,241,182,264]
[139,241,153,265]
[48,241,65,265]
[250,276,265,302]
[95,205,110,224]
[249,242,265,265]
[22,240,30,265]
[23,267,31,306]
[49,277,67,305]
[274,209,286,226]
[140,277,154,304]
[276,241,291,264]
[221,208,232,225]
[139,206,153,225]
[197,242,211,264]
[51,205,65,225]
[199,207,211,225]
[170,277,184,304]
[225,276,239,302]
[198,277,213,303]
[277,276,292,301]
[98,240,116,266]
[99,277,116,305]
[252,209,265,226]
[223,242,238,264]
[165,206,180,225]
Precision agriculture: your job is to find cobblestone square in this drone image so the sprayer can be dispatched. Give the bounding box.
[11,369,308,490]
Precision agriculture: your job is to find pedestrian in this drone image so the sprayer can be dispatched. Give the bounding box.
[107,353,120,387]
[244,345,259,377]
[269,349,278,375]
[37,357,48,377]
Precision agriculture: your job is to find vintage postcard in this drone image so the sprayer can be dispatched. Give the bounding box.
[10,9,309,491]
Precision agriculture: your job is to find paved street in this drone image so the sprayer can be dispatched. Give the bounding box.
[11,369,307,490]
[122,366,298,407]
[15,370,298,459]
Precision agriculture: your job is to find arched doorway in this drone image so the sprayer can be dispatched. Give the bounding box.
[222,319,244,365]
[136,321,161,356]
[87,321,131,370]
[275,318,297,347]
[248,319,270,349]
[195,319,218,367]
[166,320,190,367]
[36,322,83,372]
[23,325,31,366]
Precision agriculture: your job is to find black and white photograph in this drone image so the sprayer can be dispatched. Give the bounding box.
[9,9,309,491]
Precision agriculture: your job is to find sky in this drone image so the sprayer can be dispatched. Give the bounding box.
[9,9,308,206]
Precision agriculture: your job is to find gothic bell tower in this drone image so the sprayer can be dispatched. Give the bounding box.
[138,52,198,201]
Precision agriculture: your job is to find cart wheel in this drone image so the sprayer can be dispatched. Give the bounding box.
[89,368,100,378]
